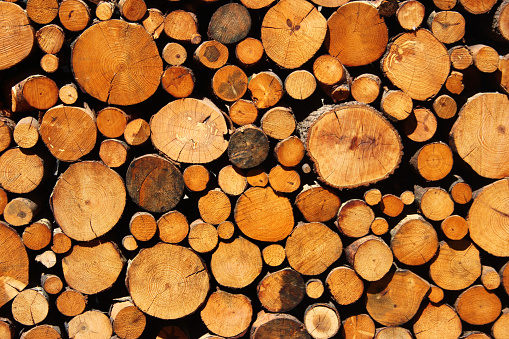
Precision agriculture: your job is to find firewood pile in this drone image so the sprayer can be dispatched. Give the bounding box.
[1,0,509,338]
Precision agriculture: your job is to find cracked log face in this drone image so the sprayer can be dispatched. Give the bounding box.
[0,221,29,308]
[305,103,403,190]
[50,161,126,241]
[467,178,509,257]
[382,29,450,101]
[0,3,34,71]
[450,93,509,179]
[126,243,209,320]
[261,0,327,69]
[150,98,228,164]
[71,19,163,105]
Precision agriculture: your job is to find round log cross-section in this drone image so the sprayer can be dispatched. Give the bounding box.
[305,103,403,189]
[71,19,163,105]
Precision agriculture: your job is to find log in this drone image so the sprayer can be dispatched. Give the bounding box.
[99,139,129,168]
[414,186,454,221]
[455,285,501,325]
[449,46,473,70]
[71,19,163,105]
[285,70,317,100]
[51,161,125,241]
[150,98,228,163]
[429,285,445,303]
[35,250,56,268]
[55,288,87,317]
[0,3,34,71]
[459,0,497,14]
[428,11,466,44]
[380,194,404,217]
[382,29,450,100]
[126,243,209,319]
[257,268,305,312]
[11,75,59,112]
[4,197,39,226]
[26,0,59,24]
[67,310,112,339]
[301,103,402,189]
[269,165,300,193]
[51,228,72,254]
[441,215,469,240]
[262,244,286,267]
[375,327,412,339]
[481,265,501,290]
[164,10,201,44]
[313,55,345,86]
[40,105,96,162]
[261,107,296,140]
[0,147,44,194]
[446,71,464,95]
[492,310,509,338]
[341,314,375,339]
[380,89,413,121]
[351,74,381,104]
[96,1,115,21]
[404,107,438,142]
[208,3,251,45]
[194,40,228,69]
[110,299,146,339]
[211,237,262,289]
[11,287,48,326]
[261,0,326,69]
[429,239,481,290]
[228,125,269,169]
[22,218,52,251]
[229,99,258,126]
[364,188,382,206]
[326,2,388,67]
[117,0,146,22]
[200,290,252,338]
[161,66,195,98]
[433,94,457,119]
[413,302,462,339]
[391,214,438,266]
[345,235,393,282]
[434,0,457,9]
[246,167,269,187]
[494,0,509,41]
[295,184,340,223]
[251,311,311,339]
[97,107,129,139]
[58,0,90,32]
[126,154,184,213]
[218,165,247,196]
[217,221,235,241]
[336,199,375,238]
[410,142,453,181]
[122,235,138,251]
[162,43,187,66]
[236,38,264,67]
[36,24,64,55]
[143,8,164,39]
[470,45,499,73]
[198,189,231,225]
[40,54,59,73]
[62,240,124,294]
[303,303,340,339]
[212,65,247,102]
[41,273,62,295]
[124,119,150,146]
[286,222,342,276]
[129,212,157,242]
[59,83,78,105]
[449,177,472,204]
[157,210,189,244]
[0,117,14,154]
[371,217,390,235]
[305,279,324,299]
[397,0,425,30]
[366,269,430,327]
[274,136,305,168]
[188,221,218,253]
[326,266,364,306]
[21,325,61,339]
[248,71,284,109]
[183,165,210,192]
[240,0,275,9]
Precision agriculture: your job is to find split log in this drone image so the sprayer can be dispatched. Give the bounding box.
[326,2,388,66]
[397,0,425,30]
[157,210,189,244]
[188,221,218,253]
[143,8,164,39]
[248,71,284,109]
[301,103,402,189]
[326,266,364,306]
[41,274,63,295]
[26,0,59,24]
[67,310,112,339]
[236,38,264,67]
[164,10,201,44]
[262,244,286,267]
[36,24,64,54]
[261,0,326,69]
[228,125,269,169]
[211,237,262,289]
[341,314,375,339]
[455,285,501,325]
[261,107,296,140]
[58,0,90,32]
[129,212,157,242]
[380,89,413,121]
[126,154,184,213]
[162,43,187,66]
[99,139,129,168]
[269,165,300,193]
[336,199,375,238]
[0,147,44,193]
[413,302,462,339]
[212,65,247,102]
[40,105,96,162]
[0,3,34,71]
[433,94,457,119]
[51,161,125,241]
[285,222,342,276]
[305,279,324,299]
[71,19,163,105]
[257,268,305,312]
[285,70,317,100]
[366,269,430,326]
[414,186,454,221]
[218,165,247,196]
[208,3,251,45]
[183,165,210,192]
[162,66,195,98]
[295,185,340,223]
[194,41,228,69]
[22,218,52,251]
[58,83,78,105]
[0,222,29,308]
[303,303,340,339]
[12,75,59,112]
[275,136,305,168]
[229,99,258,126]
[55,288,87,317]
[467,178,509,256]
[345,235,393,282]
[110,299,146,339]
[428,11,466,44]
[410,142,453,181]
[429,239,481,290]
[382,29,450,100]
[62,240,124,295]
[126,243,209,319]
[117,0,146,22]
[200,290,252,338]
[391,214,438,266]
[4,197,39,226]
[251,311,311,339]
[150,98,228,163]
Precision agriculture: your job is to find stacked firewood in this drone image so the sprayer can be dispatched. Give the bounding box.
[1,0,509,338]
